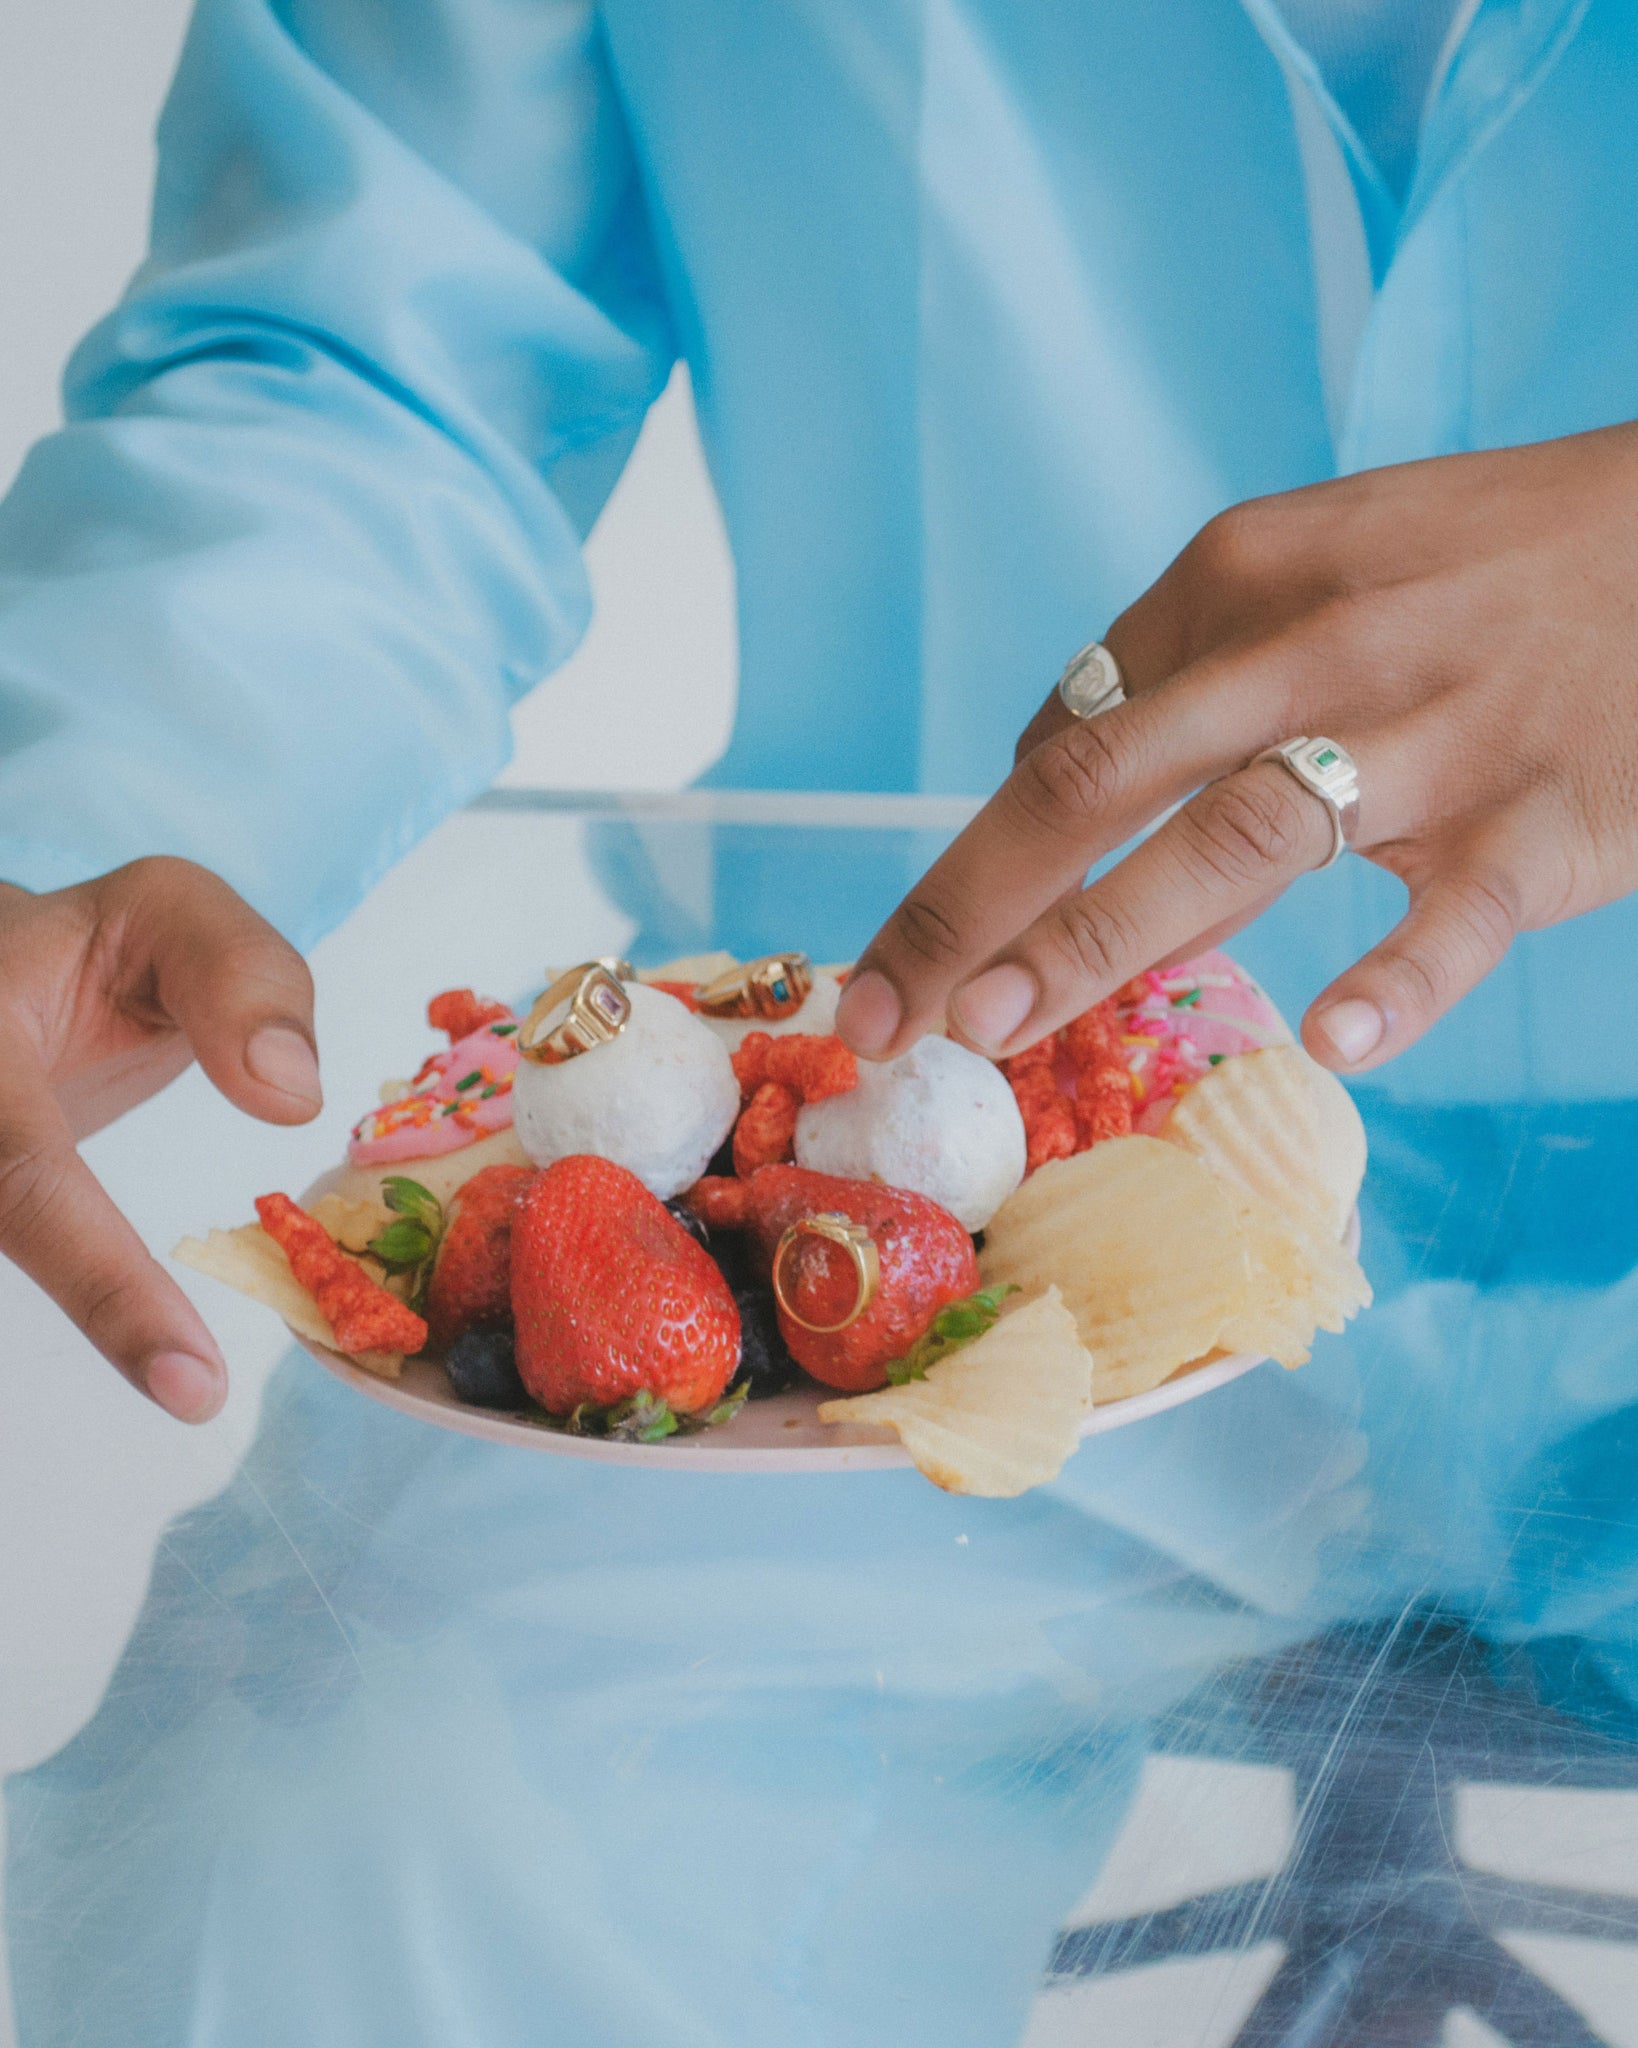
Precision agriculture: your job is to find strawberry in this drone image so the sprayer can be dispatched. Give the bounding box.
[510,1156,741,1415]
[739,1165,979,1392]
[425,1164,537,1351]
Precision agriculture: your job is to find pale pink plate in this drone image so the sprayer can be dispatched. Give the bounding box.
[290,1212,1360,1475]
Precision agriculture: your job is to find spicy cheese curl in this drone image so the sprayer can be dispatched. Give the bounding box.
[1064,998,1134,1149]
[1001,1038,1077,1173]
[427,989,513,1043]
[255,1193,428,1355]
[733,1079,802,1174]
[732,1031,858,1104]
[684,1175,755,1232]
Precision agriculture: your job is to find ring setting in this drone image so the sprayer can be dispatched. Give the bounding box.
[1056,640,1127,720]
[1252,736,1361,869]
[517,958,634,1065]
[696,951,814,1021]
[771,1213,882,1333]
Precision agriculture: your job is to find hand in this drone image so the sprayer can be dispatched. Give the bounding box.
[837,423,1638,1074]
[0,858,321,1421]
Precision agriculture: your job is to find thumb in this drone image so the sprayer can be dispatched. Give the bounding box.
[115,861,323,1125]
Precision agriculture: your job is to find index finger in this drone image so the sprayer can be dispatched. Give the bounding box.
[836,657,1296,1058]
[0,1026,227,1422]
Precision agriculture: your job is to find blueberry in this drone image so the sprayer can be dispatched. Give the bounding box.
[668,1195,755,1292]
[734,1285,801,1398]
[445,1328,528,1409]
[664,1198,713,1252]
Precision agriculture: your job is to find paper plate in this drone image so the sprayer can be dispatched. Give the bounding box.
[292,1211,1360,1474]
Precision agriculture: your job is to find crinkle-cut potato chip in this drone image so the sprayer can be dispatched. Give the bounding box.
[817,1287,1094,1496]
[172,1226,405,1380]
[979,1136,1246,1404]
[1216,1189,1371,1369]
[1161,1043,1365,1241]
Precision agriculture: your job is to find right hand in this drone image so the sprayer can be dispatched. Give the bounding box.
[0,858,322,1422]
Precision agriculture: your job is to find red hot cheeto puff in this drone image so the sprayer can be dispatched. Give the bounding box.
[731,1032,858,1104]
[683,1175,755,1233]
[1064,998,1134,1149]
[732,1080,802,1175]
[427,989,513,1043]
[1002,1037,1076,1172]
[255,1193,429,1355]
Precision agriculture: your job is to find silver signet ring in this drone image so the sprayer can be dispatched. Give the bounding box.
[1057,640,1127,720]
[1252,736,1361,870]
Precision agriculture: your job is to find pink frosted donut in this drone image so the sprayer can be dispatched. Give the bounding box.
[1118,950,1292,1133]
[348,1016,521,1166]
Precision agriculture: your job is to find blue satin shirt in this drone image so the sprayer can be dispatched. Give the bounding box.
[0,0,1627,1025]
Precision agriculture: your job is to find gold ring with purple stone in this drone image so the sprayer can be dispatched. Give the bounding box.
[517,959,634,1065]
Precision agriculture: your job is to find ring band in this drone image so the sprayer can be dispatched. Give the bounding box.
[1057,640,1127,720]
[696,952,814,1021]
[771,1213,882,1333]
[1252,737,1361,869]
[517,958,634,1065]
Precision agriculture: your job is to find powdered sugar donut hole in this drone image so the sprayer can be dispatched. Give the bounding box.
[512,982,740,1200]
[795,1035,1026,1230]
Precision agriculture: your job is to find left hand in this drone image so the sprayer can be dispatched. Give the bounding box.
[836,422,1638,1074]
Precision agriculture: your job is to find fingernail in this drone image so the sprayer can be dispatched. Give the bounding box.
[1312,998,1384,1065]
[246,1025,322,1109]
[145,1350,226,1424]
[950,964,1038,1051]
[836,969,902,1056]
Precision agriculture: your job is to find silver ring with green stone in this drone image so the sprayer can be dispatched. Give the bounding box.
[1252,736,1360,869]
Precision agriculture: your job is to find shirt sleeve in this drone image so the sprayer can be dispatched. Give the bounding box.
[0,0,675,947]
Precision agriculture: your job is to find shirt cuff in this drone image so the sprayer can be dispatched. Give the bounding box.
[0,838,108,896]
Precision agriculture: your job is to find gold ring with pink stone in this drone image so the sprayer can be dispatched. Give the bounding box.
[517,959,635,1065]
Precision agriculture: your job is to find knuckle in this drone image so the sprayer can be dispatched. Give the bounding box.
[0,1138,72,1247]
[215,928,310,990]
[1183,775,1312,884]
[1446,867,1520,958]
[1010,717,1127,831]
[76,1267,152,1354]
[888,892,970,971]
[1185,499,1279,592]
[106,853,211,908]
[1048,892,1142,989]
[1376,941,1447,1016]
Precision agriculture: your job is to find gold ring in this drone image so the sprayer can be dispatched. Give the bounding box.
[771,1213,881,1333]
[696,952,814,1021]
[517,959,634,1065]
